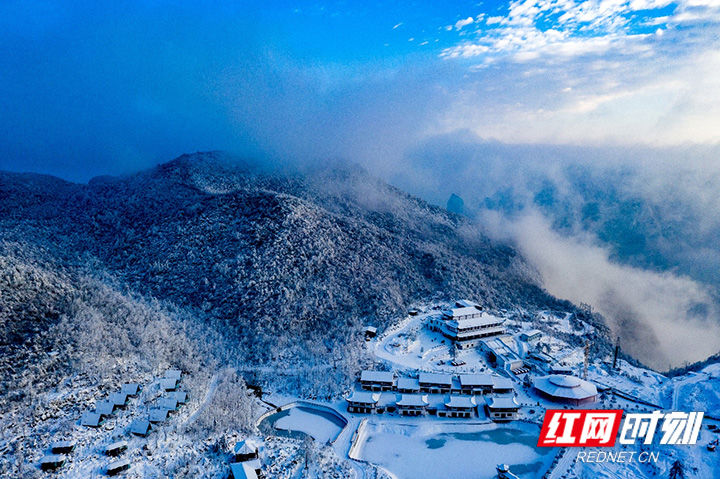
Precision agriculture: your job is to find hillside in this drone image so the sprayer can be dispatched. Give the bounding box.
[1,152,606,380]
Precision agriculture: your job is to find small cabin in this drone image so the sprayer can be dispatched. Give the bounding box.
[440,396,477,418]
[170,391,188,404]
[149,408,169,423]
[418,373,453,394]
[550,366,574,376]
[230,461,260,479]
[105,441,128,456]
[158,397,178,411]
[96,401,115,417]
[458,374,494,395]
[360,371,395,391]
[160,378,177,391]
[396,377,420,394]
[165,369,182,380]
[121,383,140,396]
[81,411,102,427]
[486,395,520,422]
[130,419,151,436]
[364,326,378,340]
[395,394,429,416]
[233,440,259,462]
[346,391,380,414]
[50,441,75,454]
[491,376,515,394]
[40,455,66,471]
[106,458,131,476]
[520,330,542,343]
[109,392,128,408]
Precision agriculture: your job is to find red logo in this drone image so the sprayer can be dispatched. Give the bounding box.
[538,410,623,447]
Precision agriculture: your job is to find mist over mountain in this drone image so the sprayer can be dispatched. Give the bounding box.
[1,152,609,406]
[390,134,720,369]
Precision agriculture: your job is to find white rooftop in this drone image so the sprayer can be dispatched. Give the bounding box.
[521,329,542,337]
[492,376,514,390]
[445,396,477,409]
[396,394,429,407]
[346,391,380,404]
[448,312,505,330]
[487,395,520,409]
[533,374,598,400]
[234,439,257,455]
[230,462,258,479]
[360,370,394,383]
[109,392,127,406]
[397,377,420,390]
[455,299,480,308]
[129,419,150,435]
[165,369,182,380]
[418,372,453,386]
[458,374,494,387]
[443,306,482,318]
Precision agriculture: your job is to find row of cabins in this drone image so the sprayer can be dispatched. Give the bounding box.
[80,383,141,428]
[346,391,520,421]
[360,371,514,396]
[58,369,185,476]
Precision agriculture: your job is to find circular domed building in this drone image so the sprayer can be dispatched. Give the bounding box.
[532,374,598,405]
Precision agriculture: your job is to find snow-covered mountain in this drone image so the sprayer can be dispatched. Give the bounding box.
[0,151,629,477]
[1,151,610,377]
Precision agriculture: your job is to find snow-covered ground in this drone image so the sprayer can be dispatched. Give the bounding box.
[271,407,344,444]
[356,420,554,479]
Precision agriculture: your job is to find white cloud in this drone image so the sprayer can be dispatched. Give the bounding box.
[455,16,476,30]
[480,209,720,369]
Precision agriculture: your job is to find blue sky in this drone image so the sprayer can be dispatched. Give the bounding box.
[1,0,719,180]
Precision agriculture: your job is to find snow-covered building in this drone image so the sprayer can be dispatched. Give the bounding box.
[346,391,381,414]
[109,392,128,408]
[550,365,574,376]
[105,441,128,457]
[106,458,130,476]
[528,351,554,364]
[439,396,477,418]
[419,372,453,393]
[158,397,178,411]
[427,304,505,349]
[161,377,177,391]
[149,408,169,423]
[50,441,74,454]
[121,383,139,396]
[458,374,495,394]
[533,374,598,405]
[396,394,429,416]
[40,455,65,471]
[170,391,187,404]
[130,419,150,436]
[397,377,420,393]
[233,440,259,462]
[364,326,377,340]
[491,376,515,394]
[480,336,524,373]
[486,395,520,421]
[95,401,115,417]
[455,299,479,308]
[230,461,261,479]
[165,369,182,380]
[360,370,395,391]
[519,329,542,343]
[81,411,102,427]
